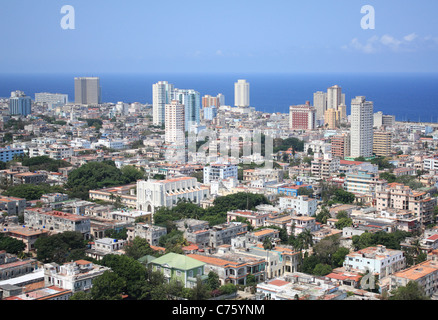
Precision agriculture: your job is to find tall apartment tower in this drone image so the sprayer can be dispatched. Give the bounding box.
[289,103,316,131]
[350,96,374,159]
[175,89,200,130]
[74,77,101,105]
[153,81,175,126]
[313,91,327,121]
[217,93,225,107]
[327,85,344,109]
[165,100,185,145]
[234,80,250,108]
[202,95,220,108]
[9,91,32,116]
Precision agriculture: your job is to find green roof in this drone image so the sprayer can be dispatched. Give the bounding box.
[138,255,157,264]
[149,253,205,270]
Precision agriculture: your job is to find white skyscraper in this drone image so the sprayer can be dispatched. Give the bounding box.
[174,89,201,130]
[153,81,175,126]
[234,79,250,107]
[350,96,374,159]
[74,77,101,105]
[327,85,342,109]
[313,91,327,121]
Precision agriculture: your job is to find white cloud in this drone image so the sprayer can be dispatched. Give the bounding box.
[404,33,418,42]
[343,33,438,54]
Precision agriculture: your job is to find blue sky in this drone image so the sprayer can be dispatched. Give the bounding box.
[1,0,437,73]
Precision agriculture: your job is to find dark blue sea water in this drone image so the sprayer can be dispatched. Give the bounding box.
[0,72,437,123]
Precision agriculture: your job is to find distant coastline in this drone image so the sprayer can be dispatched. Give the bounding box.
[0,72,437,123]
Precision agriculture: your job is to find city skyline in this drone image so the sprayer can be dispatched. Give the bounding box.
[0,1,437,74]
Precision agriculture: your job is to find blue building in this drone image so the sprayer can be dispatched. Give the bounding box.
[203,106,217,121]
[277,182,312,197]
[0,147,25,163]
[9,91,32,116]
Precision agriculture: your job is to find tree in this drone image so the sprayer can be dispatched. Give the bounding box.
[303,229,314,249]
[313,263,332,276]
[380,172,396,183]
[263,237,273,250]
[0,234,26,255]
[335,217,353,230]
[65,161,142,200]
[124,237,154,260]
[90,271,126,300]
[316,207,332,225]
[69,291,92,300]
[297,187,314,197]
[34,231,87,264]
[333,189,355,204]
[100,254,148,299]
[219,283,238,295]
[188,276,211,300]
[206,271,220,291]
[313,234,341,266]
[390,281,430,300]
[332,247,350,268]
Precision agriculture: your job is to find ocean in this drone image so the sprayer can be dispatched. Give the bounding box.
[0,72,437,123]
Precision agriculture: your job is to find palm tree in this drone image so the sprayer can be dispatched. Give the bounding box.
[300,229,314,249]
[263,237,273,250]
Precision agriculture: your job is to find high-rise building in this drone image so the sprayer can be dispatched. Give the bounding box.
[9,91,32,116]
[35,93,68,110]
[313,91,327,121]
[373,131,392,157]
[331,133,350,159]
[165,100,185,145]
[374,111,396,128]
[74,77,101,105]
[153,81,175,126]
[202,95,220,108]
[217,93,225,106]
[289,103,316,131]
[327,85,343,109]
[324,108,341,129]
[175,89,200,130]
[350,96,374,159]
[234,80,250,108]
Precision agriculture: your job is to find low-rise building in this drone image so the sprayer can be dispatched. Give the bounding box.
[256,272,347,300]
[188,252,266,286]
[127,223,167,246]
[227,210,269,228]
[390,259,438,297]
[85,238,127,261]
[148,253,207,288]
[0,251,39,283]
[287,216,319,236]
[278,195,318,216]
[24,209,91,239]
[137,177,210,214]
[43,260,110,293]
[343,245,406,280]
[209,222,248,248]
